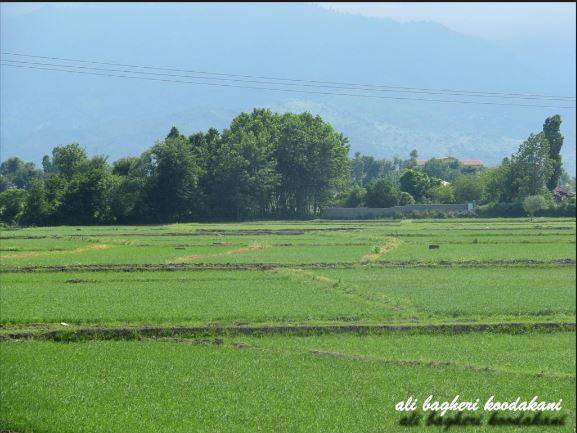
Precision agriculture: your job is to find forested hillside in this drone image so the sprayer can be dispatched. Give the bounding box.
[1,3,575,173]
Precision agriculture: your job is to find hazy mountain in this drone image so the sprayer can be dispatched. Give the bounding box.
[1,3,575,172]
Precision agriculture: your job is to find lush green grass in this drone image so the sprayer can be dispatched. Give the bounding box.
[0,270,383,325]
[241,331,576,376]
[317,267,576,319]
[1,218,575,432]
[383,241,575,261]
[1,335,574,433]
[0,239,573,267]
[1,266,574,325]
[1,217,574,237]
[1,218,574,267]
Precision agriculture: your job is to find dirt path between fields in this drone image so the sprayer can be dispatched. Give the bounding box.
[361,238,401,262]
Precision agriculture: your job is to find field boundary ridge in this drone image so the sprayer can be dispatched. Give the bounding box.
[1,321,574,342]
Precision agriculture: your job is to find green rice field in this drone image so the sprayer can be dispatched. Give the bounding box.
[1,218,575,432]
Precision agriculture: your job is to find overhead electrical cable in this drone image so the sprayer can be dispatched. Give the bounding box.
[2,51,575,102]
[1,64,574,109]
[2,58,576,103]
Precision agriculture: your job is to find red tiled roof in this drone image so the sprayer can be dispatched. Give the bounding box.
[460,159,483,166]
[554,186,575,197]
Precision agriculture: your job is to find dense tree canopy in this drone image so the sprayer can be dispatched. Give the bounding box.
[0,111,574,225]
[399,169,434,201]
[1,109,350,225]
[543,115,564,191]
[365,178,400,208]
[336,115,574,215]
[452,174,484,203]
[0,157,42,191]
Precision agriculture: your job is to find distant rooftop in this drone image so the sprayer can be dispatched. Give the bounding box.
[460,159,483,166]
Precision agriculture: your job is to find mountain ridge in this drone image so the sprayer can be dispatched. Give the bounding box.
[1,3,575,172]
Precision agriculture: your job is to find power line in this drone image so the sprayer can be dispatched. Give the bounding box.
[5,58,575,103]
[2,51,575,102]
[1,62,575,110]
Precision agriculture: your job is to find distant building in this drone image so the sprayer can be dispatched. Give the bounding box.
[553,186,575,202]
[460,159,484,167]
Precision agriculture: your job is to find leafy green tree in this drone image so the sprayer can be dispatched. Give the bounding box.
[42,155,55,174]
[191,128,222,219]
[214,109,281,219]
[343,184,366,207]
[408,149,418,167]
[110,155,149,223]
[58,156,116,224]
[423,157,460,181]
[0,188,27,224]
[523,194,551,218]
[399,169,431,201]
[511,133,553,199]
[481,161,513,203]
[453,175,484,203]
[483,117,564,205]
[112,157,141,176]
[20,180,51,226]
[351,153,398,186]
[147,136,202,222]
[275,112,349,217]
[50,143,88,179]
[42,174,67,223]
[166,126,182,139]
[428,184,456,204]
[0,157,42,191]
[399,191,415,205]
[542,115,563,190]
[351,153,365,185]
[365,178,399,208]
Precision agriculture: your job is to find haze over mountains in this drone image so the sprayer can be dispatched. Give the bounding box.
[1,3,575,172]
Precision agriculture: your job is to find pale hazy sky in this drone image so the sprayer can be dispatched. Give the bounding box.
[319,2,576,43]
[3,2,575,44]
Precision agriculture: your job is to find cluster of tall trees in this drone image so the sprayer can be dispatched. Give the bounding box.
[0,111,574,226]
[350,149,481,189]
[0,110,349,225]
[343,153,484,208]
[338,115,574,215]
